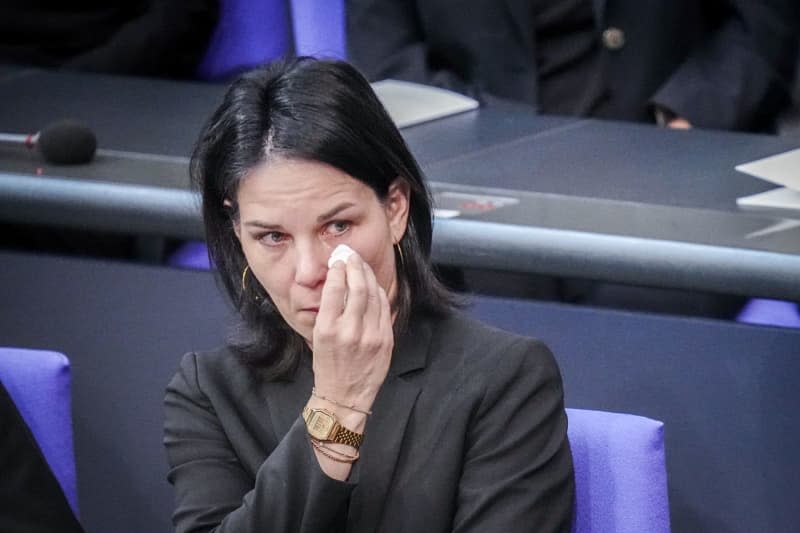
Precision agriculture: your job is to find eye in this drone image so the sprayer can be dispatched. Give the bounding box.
[258,231,288,246]
[324,220,351,237]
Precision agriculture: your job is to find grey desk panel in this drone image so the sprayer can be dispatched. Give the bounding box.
[0,68,562,164]
[432,183,800,254]
[0,144,190,189]
[432,218,800,300]
[402,101,577,167]
[425,118,800,210]
[3,167,797,298]
[0,69,226,156]
[0,143,198,237]
[0,173,201,238]
[2,70,799,299]
[430,182,800,299]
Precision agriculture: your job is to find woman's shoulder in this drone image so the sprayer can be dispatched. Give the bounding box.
[436,310,548,346]
[414,311,564,411]
[168,345,261,399]
[426,310,556,370]
[176,345,241,374]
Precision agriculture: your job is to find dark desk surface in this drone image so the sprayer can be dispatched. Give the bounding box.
[1,68,799,299]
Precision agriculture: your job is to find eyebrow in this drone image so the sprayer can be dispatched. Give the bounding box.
[316,202,356,223]
[243,221,283,230]
[241,202,357,230]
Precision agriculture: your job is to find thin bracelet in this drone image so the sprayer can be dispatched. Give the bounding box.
[311,439,360,461]
[311,387,373,416]
[310,438,360,463]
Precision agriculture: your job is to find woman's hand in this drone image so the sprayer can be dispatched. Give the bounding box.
[311,251,394,412]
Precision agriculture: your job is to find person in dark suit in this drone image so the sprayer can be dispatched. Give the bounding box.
[0,0,219,79]
[0,379,84,533]
[163,57,574,532]
[347,0,799,132]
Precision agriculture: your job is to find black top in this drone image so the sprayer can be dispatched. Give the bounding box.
[0,1,218,78]
[533,0,606,115]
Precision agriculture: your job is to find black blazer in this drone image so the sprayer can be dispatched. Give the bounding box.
[164,311,574,533]
[347,0,799,131]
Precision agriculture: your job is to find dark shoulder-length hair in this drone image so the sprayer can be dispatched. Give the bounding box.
[191,57,456,379]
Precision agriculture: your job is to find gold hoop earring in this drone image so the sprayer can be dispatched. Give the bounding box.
[241,265,250,292]
[241,265,262,301]
[394,242,405,270]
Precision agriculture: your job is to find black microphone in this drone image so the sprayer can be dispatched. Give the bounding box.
[0,120,97,165]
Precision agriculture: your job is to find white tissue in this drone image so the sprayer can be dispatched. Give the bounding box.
[328,244,356,268]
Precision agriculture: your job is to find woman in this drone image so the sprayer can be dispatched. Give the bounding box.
[164,57,574,533]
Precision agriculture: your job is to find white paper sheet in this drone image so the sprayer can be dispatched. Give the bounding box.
[735,148,800,216]
[735,148,800,190]
[371,80,479,129]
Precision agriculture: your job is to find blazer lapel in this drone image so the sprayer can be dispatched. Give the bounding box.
[504,0,535,53]
[346,318,433,533]
[593,0,607,28]
[262,355,314,439]
[506,0,607,40]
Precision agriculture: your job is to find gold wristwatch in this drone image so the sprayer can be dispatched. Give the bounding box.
[302,406,364,449]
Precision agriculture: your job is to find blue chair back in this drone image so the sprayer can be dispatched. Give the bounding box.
[567,408,670,533]
[196,0,346,81]
[0,347,79,517]
[291,0,346,59]
[197,0,293,80]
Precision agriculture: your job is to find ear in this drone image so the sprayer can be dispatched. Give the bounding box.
[224,199,242,241]
[385,178,411,244]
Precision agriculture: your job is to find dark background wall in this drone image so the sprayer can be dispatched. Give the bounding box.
[1,250,798,532]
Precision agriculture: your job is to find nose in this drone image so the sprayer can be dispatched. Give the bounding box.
[293,240,328,288]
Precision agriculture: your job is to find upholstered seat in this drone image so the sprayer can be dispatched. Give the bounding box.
[0,347,80,516]
[567,408,670,533]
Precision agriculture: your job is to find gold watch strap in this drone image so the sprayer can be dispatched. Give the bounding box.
[332,424,364,448]
[303,406,364,449]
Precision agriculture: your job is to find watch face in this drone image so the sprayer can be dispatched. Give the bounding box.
[307,410,336,440]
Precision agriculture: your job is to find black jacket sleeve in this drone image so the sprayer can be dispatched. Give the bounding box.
[163,352,354,533]
[346,0,480,98]
[452,337,574,532]
[651,0,800,130]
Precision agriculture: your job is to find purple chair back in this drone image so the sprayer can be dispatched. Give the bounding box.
[196,0,347,81]
[291,0,346,59]
[197,0,293,80]
[737,298,800,328]
[567,408,670,533]
[0,347,79,517]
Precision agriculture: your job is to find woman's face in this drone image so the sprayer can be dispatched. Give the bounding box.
[233,158,409,343]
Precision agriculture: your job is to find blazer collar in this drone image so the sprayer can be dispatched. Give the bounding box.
[261,352,314,441]
[592,0,606,27]
[346,314,435,532]
[504,0,535,53]
[505,0,607,38]
[387,313,433,377]
[262,315,436,533]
